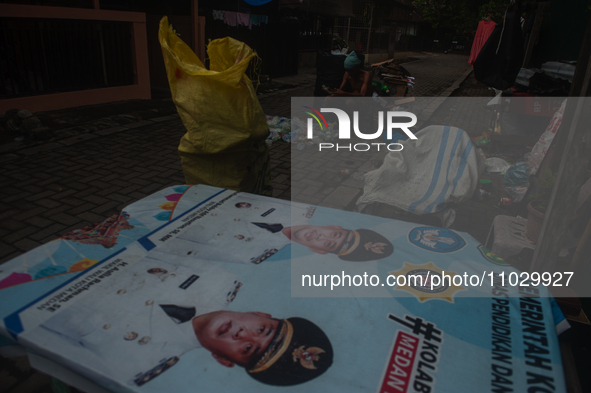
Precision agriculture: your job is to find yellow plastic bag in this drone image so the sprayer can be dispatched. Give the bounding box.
[158,17,272,195]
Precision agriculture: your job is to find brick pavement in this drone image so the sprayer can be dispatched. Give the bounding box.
[423,71,495,138]
[404,54,472,97]
[1,118,187,264]
[404,54,474,127]
[0,54,475,266]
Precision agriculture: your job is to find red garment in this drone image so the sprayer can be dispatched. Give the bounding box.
[469,20,496,66]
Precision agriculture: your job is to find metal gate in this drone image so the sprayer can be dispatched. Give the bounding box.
[1,18,134,99]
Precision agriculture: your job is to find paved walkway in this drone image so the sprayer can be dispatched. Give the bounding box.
[0,54,475,266]
[404,54,471,97]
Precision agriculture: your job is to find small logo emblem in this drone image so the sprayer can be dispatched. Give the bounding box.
[292,346,325,370]
[364,241,387,254]
[409,227,466,253]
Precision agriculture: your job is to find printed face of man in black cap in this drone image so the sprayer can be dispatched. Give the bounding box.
[282,225,348,254]
[191,311,334,386]
[282,225,394,261]
[192,311,278,368]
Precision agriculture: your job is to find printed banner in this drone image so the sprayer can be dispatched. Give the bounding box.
[3,186,566,392]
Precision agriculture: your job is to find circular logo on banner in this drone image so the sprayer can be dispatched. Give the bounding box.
[406,269,449,293]
[408,227,466,253]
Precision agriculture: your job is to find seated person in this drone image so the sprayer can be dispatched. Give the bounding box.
[328,51,372,97]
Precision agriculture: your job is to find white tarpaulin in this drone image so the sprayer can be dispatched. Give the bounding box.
[358,125,484,216]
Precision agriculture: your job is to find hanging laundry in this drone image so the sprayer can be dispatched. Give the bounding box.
[259,15,268,24]
[251,14,260,26]
[212,10,225,21]
[224,11,238,27]
[237,12,252,29]
[473,8,524,89]
[468,19,496,66]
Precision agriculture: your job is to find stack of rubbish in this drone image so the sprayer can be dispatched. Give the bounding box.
[472,132,491,149]
[371,60,414,97]
[474,99,568,204]
[514,61,574,96]
[265,116,292,145]
[472,131,529,203]
[0,109,52,142]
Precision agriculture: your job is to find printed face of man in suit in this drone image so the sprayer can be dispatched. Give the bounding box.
[193,311,279,368]
[282,225,348,254]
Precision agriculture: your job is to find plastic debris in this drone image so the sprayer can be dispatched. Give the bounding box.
[475,137,490,148]
[479,179,493,191]
[504,160,531,202]
[264,115,292,145]
[485,157,511,173]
